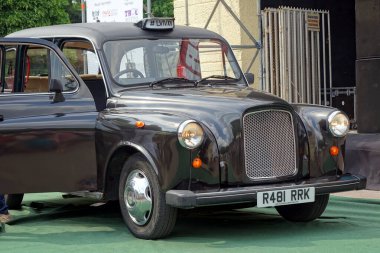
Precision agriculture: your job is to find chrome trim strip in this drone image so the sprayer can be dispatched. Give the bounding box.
[69,191,104,200]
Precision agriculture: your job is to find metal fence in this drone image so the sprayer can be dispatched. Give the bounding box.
[262,7,332,105]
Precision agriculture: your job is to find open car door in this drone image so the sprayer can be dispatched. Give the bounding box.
[0,38,98,194]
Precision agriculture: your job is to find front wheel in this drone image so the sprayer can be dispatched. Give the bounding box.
[119,154,177,239]
[276,194,329,222]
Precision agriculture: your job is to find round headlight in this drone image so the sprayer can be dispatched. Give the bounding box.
[328,111,350,137]
[178,120,204,149]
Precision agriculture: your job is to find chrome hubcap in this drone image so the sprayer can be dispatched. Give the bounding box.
[124,169,152,226]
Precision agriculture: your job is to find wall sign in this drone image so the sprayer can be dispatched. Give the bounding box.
[307,13,320,32]
[86,0,143,23]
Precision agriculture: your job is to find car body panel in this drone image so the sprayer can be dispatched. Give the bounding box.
[0,38,98,193]
[0,23,365,203]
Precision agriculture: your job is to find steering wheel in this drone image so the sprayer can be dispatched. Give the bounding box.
[113,69,145,81]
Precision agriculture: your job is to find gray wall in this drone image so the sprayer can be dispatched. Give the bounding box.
[356,0,380,133]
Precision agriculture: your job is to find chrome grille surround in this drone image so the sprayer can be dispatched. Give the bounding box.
[243,109,297,180]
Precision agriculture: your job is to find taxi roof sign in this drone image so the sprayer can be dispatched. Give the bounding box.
[135,18,175,31]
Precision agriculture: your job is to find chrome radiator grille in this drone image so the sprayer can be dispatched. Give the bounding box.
[243,110,297,180]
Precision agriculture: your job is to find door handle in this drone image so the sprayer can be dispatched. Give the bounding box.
[0,115,3,122]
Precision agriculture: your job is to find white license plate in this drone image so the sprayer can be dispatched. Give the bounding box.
[257,187,315,208]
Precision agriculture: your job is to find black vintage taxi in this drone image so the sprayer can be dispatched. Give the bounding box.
[0,18,366,239]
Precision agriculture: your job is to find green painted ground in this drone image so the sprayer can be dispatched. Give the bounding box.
[1,193,379,253]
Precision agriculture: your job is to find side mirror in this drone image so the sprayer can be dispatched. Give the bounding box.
[50,79,65,103]
[244,73,254,85]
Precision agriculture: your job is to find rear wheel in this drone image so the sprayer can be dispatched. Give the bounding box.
[6,194,24,210]
[119,153,177,239]
[276,194,329,222]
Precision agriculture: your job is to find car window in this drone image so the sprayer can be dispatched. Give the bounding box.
[103,39,243,88]
[0,44,79,94]
[49,48,79,93]
[62,41,101,78]
[154,43,179,78]
[0,49,2,91]
[198,41,236,78]
[24,47,49,93]
[1,48,17,93]
[120,47,146,78]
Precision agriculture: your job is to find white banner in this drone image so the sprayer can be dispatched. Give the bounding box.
[86,0,143,23]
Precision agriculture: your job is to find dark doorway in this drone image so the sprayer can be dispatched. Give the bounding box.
[261,0,356,88]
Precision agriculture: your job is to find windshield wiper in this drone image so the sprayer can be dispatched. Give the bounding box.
[195,75,239,86]
[149,77,196,87]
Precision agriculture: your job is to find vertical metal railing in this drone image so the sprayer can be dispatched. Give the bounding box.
[262,7,331,105]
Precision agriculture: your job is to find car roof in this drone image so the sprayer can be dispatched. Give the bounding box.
[7,22,227,49]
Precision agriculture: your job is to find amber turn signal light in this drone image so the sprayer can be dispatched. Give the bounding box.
[192,158,203,169]
[330,146,339,156]
[135,121,145,128]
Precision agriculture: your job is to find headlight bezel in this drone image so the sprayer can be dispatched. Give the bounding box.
[177,120,205,149]
[327,111,350,137]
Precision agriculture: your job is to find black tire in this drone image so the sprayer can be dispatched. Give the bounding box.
[5,194,24,210]
[276,194,329,222]
[119,153,177,239]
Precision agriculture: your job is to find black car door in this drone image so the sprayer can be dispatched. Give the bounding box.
[0,38,98,194]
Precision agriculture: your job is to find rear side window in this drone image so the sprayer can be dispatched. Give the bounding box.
[0,49,2,91]
[23,45,79,93]
[0,48,17,93]
[24,47,49,93]
[62,41,101,78]
[0,43,79,94]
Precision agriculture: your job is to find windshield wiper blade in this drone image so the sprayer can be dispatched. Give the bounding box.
[195,75,239,85]
[149,77,196,87]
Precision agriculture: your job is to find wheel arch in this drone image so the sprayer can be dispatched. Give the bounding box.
[291,104,346,176]
[103,141,159,200]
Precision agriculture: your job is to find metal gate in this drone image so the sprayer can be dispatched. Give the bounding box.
[262,7,332,105]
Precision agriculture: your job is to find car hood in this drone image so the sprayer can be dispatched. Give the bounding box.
[115,85,289,112]
[111,86,293,148]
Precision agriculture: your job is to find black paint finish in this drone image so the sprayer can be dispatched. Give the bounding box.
[0,27,364,204]
[96,86,346,195]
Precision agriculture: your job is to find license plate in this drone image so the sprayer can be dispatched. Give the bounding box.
[257,187,315,208]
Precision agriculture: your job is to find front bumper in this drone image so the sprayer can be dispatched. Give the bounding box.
[166,174,366,209]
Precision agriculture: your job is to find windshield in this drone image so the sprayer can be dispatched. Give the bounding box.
[103,39,245,88]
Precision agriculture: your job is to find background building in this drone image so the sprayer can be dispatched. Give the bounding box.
[174,0,380,134]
